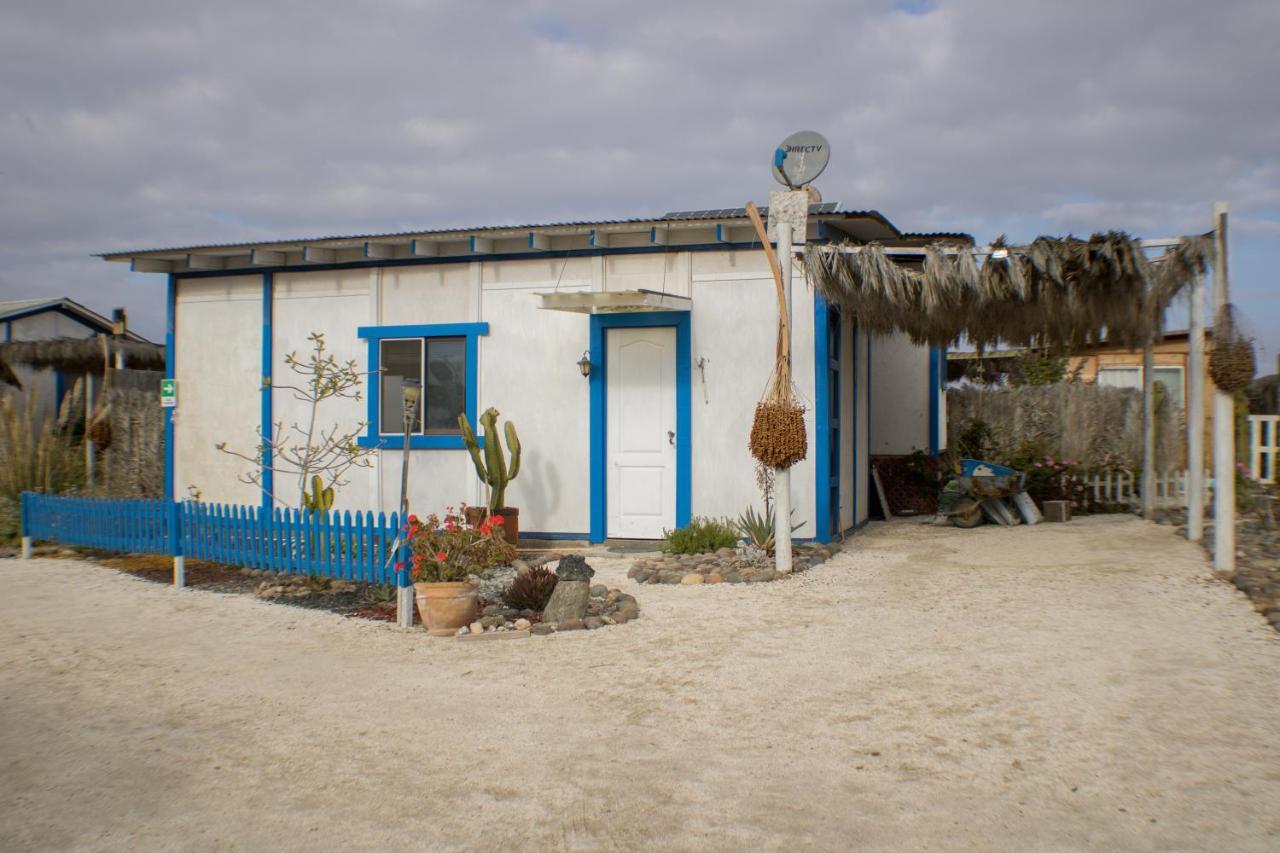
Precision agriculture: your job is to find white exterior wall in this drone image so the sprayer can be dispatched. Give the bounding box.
[272,269,373,510]
[870,332,932,455]
[166,247,931,541]
[174,275,262,504]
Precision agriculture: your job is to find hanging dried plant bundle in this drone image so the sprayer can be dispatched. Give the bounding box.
[805,232,1214,351]
[1208,304,1255,392]
[749,359,807,470]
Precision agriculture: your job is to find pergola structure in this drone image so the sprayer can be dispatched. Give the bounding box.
[799,208,1236,572]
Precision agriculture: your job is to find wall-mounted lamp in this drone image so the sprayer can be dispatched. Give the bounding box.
[577,351,592,378]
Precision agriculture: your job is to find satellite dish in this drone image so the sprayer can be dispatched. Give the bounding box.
[772,131,830,189]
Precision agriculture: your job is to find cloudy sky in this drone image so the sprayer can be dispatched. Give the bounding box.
[2,0,1277,366]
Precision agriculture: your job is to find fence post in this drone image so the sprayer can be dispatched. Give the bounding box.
[394,517,414,629]
[20,492,31,559]
[170,500,185,588]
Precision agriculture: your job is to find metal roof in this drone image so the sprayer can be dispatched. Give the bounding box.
[99,205,915,259]
[0,297,151,342]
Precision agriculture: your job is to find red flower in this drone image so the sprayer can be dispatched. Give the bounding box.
[408,514,419,525]
[490,515,505,526]
[435,551,448,562]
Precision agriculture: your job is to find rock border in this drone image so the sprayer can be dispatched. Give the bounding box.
[627,543,838,585]
[455,583,641,637]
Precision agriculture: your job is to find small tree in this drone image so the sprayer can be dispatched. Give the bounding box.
[218,332,376,509]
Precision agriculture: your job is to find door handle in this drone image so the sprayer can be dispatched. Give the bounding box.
[668,430,675,446]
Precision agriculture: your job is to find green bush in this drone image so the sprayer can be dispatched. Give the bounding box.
[662,516,739,555]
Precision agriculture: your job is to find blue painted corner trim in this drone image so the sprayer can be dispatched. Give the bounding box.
[813,294,832,544]
[588,311,691,543]
[164,274,176,502]
[928,345,943,456]
[261,273,274,508]
[356,322,489,450]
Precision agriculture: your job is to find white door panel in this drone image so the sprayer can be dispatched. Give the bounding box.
[607,327,676,539]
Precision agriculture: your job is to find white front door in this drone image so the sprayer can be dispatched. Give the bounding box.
[607,326,676,539]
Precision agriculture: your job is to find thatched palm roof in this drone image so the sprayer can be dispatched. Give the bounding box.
[804,232,1214,351]
[0,337,165,373]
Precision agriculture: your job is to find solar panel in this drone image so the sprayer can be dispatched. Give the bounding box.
[661,202,841,220]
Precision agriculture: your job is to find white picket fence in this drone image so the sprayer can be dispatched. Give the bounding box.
[1081,468,1206,509]
[1249,415,1279,485]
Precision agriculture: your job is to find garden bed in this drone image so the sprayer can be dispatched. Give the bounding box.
[626,542,839,585]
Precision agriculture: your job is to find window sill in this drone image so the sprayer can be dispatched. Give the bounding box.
[358,434,483,450]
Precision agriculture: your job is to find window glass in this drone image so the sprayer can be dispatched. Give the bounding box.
[380,339,422,434]
[1152,366,1185,410]
[1097,367,1141,390]
[424,338,466,433]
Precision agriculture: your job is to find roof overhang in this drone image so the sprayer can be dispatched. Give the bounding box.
[537,289,691,315]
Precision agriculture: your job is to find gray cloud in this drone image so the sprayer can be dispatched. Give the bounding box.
[1,0,1277,363]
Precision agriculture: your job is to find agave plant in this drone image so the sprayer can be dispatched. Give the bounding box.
[504,566,558,611]
[735,506,801,554]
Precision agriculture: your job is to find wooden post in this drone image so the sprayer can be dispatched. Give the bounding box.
[1212,202,1235,573]
[84,372,95,489]
[1141,342,1155,517]
[774,219,794,575]
[1186,258,1206,541]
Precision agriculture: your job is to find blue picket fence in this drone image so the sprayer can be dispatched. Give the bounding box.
[22,493,174,555]
[21,493,411,586]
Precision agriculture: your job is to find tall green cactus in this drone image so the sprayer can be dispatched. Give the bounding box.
[459,407,522,510]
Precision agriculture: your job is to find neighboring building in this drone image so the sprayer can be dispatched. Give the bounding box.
[101,206,958,543]
[0,298,154,418]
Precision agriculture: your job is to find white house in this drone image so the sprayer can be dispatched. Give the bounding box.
[0,298,152,419]
[102,205,960,543]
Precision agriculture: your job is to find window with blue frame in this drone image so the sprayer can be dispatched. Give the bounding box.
[357,323,488,449]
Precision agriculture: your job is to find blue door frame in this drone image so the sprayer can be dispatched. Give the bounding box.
[588,311,691,543]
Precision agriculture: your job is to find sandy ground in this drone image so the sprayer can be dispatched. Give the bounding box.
[1,516,1278,852]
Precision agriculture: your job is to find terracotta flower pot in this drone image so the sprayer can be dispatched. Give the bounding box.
[463,506,488,528]
[414,581,479,636]
[494,507,519,545]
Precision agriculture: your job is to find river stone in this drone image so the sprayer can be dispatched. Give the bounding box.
[542,580,590,623]
[556,554,596,583]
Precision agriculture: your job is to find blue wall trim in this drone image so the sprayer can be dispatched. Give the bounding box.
[927,345,943,456]
[356,322,488,450]
[813,294,832,543]
[168,241,799,281]
[588,311,691,543]
[261,273,274,508]
[163,274,176,502]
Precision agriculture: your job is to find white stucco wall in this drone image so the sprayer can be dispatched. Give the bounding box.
[174,275,262,504]
[869,332,932,455]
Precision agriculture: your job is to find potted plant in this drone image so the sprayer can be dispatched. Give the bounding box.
[458,407,522,545]
[408,508,516,636]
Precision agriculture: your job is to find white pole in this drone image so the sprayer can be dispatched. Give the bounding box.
[1142,342,1155,518]
[1186,261,1206,541]
[397,587,415,629]
[21,536,32,559]
[173,554,186,588]
[774,220,794,575]
[1212,202,1235,573]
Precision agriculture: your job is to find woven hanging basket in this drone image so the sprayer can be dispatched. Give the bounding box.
[1208,305,1255,392]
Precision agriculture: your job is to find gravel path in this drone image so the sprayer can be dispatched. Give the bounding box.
[2,516,1277,851]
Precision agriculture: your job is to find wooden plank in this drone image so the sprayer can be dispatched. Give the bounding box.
[871,465,892,520]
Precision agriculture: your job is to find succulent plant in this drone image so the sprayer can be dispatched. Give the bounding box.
[459,407,521,510]
[504,566,558,612]
[301,474,335,514]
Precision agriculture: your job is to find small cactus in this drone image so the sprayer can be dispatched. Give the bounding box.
[301,474,335,514]
[459,407,521,510]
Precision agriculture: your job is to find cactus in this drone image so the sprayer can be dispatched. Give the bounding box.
[301,474,335,514]
[459,407,521,510]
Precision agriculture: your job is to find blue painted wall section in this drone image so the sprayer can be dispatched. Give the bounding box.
[813,294,832,543]
[927,345,944,456]
[356,322,489,450]
[164,274,176,502]
[260,273,274,508]
[588,311,691,543]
